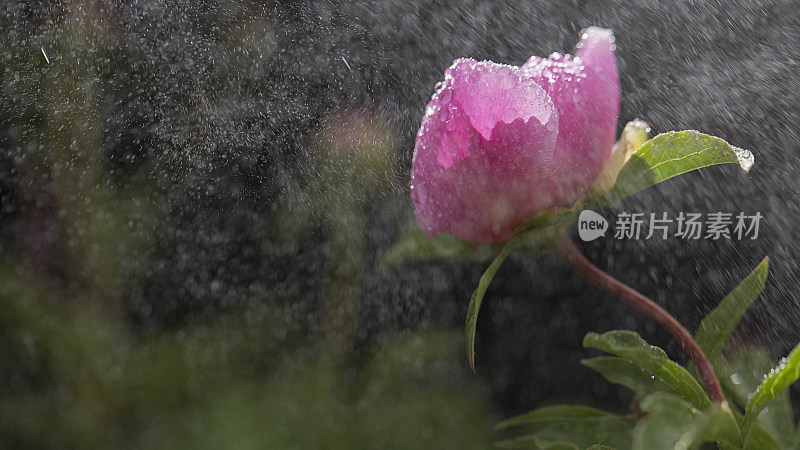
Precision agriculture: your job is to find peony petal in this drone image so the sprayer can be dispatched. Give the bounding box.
[576,27,618,84]
[411,59,559,242]
[521,27,619,207]
[447,59,555,141]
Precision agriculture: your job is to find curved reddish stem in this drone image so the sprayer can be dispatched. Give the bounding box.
[554,230,725,403]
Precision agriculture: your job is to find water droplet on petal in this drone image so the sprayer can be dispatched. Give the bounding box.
[440,88,452,104]
[502,108,517,122]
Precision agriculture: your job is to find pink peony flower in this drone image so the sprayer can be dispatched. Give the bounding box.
[410,27,619,243]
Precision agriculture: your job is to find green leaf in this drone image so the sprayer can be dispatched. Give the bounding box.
[384,201,576,269]
[495,405,622,430]
[496,436,578,449]
[465,237,520,372]
[581,356,676,400]
[584,331,711,409]
[721,348,794,448]
[382,221,498,268]
[528,418,633,449]
[632,393,740,450]
[512,206,579,235]
[465,223,566,372]
[683,403,741,448]
[632,393,696,450]
[593,131,753,208]
[742,341,800,438]
[498,417,633,450]
[750,423,783,450]
[696,257,769,362]
[584,330,669,359]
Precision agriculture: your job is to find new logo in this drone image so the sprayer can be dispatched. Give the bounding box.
[578,210,608,241]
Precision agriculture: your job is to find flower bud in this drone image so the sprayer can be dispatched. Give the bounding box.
[589,119,651,197]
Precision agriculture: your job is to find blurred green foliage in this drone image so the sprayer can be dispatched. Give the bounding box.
[0,2,496,448]
[0,262,496,448]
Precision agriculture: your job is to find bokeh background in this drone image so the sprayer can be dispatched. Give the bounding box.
[1,0,799,448]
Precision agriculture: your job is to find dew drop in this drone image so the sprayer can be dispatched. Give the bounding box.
[502,108,517,123]
[440,88,452,104]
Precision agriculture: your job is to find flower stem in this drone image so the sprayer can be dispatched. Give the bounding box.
[554,230,725,404]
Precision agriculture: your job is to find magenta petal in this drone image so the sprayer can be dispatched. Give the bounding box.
[522,27,620,205]
[411,28,620,243]
[448,59,554,140]
[411,59,559,243]
[576,27,618,82]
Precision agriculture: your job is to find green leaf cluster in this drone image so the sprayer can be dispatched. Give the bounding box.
[500,258,800,449]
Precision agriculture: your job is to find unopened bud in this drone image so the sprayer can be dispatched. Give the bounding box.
[589,119,651,197]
